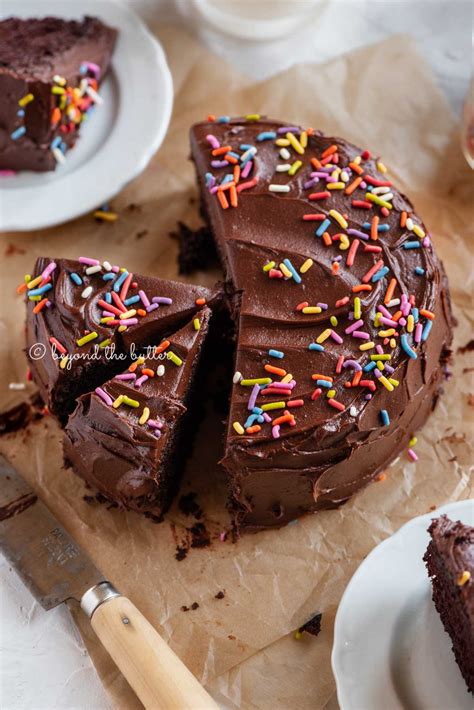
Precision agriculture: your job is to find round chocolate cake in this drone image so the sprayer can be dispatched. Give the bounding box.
[190,116,454,531]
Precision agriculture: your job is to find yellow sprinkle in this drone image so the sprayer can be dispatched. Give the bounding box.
[139,407,150,425]
[286,132,304,155]
[409,436,417,447]
[76,331,98,347]
[263,261,275,272]
[275,138,290,147]
[327,389,336,398]
[99,339,111,349]
[378,375,394,391]
[100,317,114,324]
[51,86,65,95]
[330,168,340,179]
[378,328,395,338]
[281,373,293,384]
[366,193,392,210]
[112,395,124,409]
[120,309,136,319]
[316,328,332,344]
[245,113,261,121]
[302,306,322,314]
[412,224,425,238]
[19,93,34,107]
[118,325,127,332]
[261,401,285,412]
[338,234,350,250]
[327,182,345,190]
[407,314,415,333]
[59,356,68,370]
[457,570,471,586]
[24,274,31,283]
[27,275,43,290]
[374,312,382,328]
[123,396,139,408]
[288,160,303,176]
[280,263,292,279]
[300,258,313,273]
[233,421,244,435]
[193,318,201,331]
[390,338,397,349]
[240,378,271,386]
[389,378,399,387]
[93,210,118,222]
[294,630,303,640]
[354,297,361,320]
[330,316,338,327]
[167,351,183,367]
[377,361,384,371]
[300,131,308,148]
[329,209,348,229]
[359,341,375,351]
[353,156,361,164]
[28,295,41,301]
[376,161,387,174]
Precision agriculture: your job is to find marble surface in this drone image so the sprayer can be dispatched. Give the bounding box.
[1,1,471,708]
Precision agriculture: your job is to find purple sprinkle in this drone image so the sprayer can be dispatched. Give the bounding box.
[347,228,369,241]
[262,412,272,423]
[360,181,367,189]
[45,300,53,308]
[248,383,260,411]
[210,185,219,194]
[384,364,395,374]
[422,236,431,247]
[325,175,338,183]
[304,178,319,189]
[374,369,382,379]
[343,360,362,371]
[206,134,220,149]
[95,387,113,406]
[311,172,330,179]
[345,319,364,334]
[211,160,228,168]
[139,290,150,308]
[115,373,136,381]
[241,160,253,179]
[277,126,299,134]
[135,375,148,388]
[333,255,343,262]
[148,419,163,429]
[41,262,57,280]
[375,344,384,354]
[330,330,343,344]
[352,330,370,340]
[365,393,372,400]
[317,302,328,310]
[146,303,159,313]
[152,297,173,305]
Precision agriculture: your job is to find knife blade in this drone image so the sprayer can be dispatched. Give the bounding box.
[0,456,218,710]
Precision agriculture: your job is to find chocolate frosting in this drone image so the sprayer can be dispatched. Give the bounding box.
[0,16,117,171]
[25,257,217,420]
[64,309,212,514]
[190,117,453,530]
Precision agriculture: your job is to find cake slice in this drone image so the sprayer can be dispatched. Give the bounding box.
[64,308,212,515]
[424,515,474,694]
[190,116,453,531]
[23,256,217,422]
[0,16,117,171]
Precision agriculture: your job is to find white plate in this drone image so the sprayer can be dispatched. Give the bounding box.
[0,0,173,232]
[332,499,474,710]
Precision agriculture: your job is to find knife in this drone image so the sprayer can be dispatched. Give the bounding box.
[0,456,218,710]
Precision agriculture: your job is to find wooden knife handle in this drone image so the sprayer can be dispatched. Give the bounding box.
[90,595,219,710]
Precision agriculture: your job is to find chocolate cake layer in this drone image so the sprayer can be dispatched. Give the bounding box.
[190,116,453,531]
[424,515,474,693]
[0,16,117,171]
[64,309,212,515]
[24,257,217,422]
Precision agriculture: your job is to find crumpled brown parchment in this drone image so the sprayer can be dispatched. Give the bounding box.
[0,25,473,710]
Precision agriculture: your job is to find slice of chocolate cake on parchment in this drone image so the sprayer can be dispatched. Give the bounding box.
[0,16,117,171]
[424,514,474,694]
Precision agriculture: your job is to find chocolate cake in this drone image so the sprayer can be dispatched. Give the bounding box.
[190,116,453,531]
[23,257,216,422]
[424,515,474,693]
[0,16,117,171]
[64,308,213,516]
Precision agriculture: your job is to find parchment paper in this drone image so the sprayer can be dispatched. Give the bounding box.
[0,25,473,710]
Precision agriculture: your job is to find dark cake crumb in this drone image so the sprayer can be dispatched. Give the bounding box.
[178,492,203,519]
[181,602,199,612]
[190,522,211,549]
[171,221,218,274]
[297,612,322,637]
[214,591,225,599]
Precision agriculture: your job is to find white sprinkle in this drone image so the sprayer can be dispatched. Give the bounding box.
[52,147,65,164]
[381,192,394,201]
[85,264,102,275]
[406,217,414,231]
[387,298,401,308]
[279,148,290,160]
[102,260,112,271]
[9,382,26,391]
[157,365,165,377]
[233,371,243,384]
[86,86,103,105]
[276,164,291,172]
[372,186,391,195]
[269,184,290,193]
[81,285,93,298]
[340,170,349,182]
[241,147,257,162]
[349,406,357,417]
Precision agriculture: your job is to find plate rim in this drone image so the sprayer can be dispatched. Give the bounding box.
[0,0,173,232]
[331,498,474,710]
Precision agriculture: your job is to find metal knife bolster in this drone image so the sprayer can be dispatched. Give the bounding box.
[81,581,121,618]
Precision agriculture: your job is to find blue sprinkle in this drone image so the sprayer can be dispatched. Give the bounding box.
[70,272,82,286]
[309,343,324,352]
[415,266,425,275]
[421,320,433,341]
[380,409,390,426]
[412,307,419,323]
[252,407,263,415]
[401,333,417,359]
[316,218,331,237]
[362,222,389,232]
[113,271,128,292]
[205,172,213,186]
[17,109,25,117]
[227,151,240,160]
[283,258,302,284]
[244,413,263,428]
[11,126,26,140]
[124,295,140,306]
[372,266,389,283]
[51,136,62,150]
[403,241,421,249]
[316,379,332,388]
[364,362,377,372]
[102,273,115,281]
[221,174,234,185]
[28,283,52,297]
[105,292,112,304]
[217,116,230,123]
[240,144,253,150]
[269,349,284,359]
[257,131,277,141]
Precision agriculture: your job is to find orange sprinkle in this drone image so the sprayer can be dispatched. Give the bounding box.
[420,309,435,320]
[212,145,232,156]
[352,370,362,386]
[310,157,322,170]
[137,309,146,317]
[384,278,397,305]
[296,301,309,311]
[332,262,339,274]
[352,284,373,293]
[195,297,206,306]
[233,165,240,184]
[33,298,48,314]
[349,161,364,175]
[321,153,337,166]
[16,282,28,294]
[217,190,229,209]
[376,473,387,482]
[229,185,238,208]
[246,425,261,435]
[236,177,257,193]
[345,177,362,195]
[311,374,333,382]
[224,153,238,165]
[217,181,234,191]
[155,339,170,355]
[273,414,295,426]
[322,231,332,247]
[392,310,403,321]
[51,107,61,125]
[307,127,314,135]
[400,211,407,228]
[322,144,337,159]
[371,215,379,241]
[206,114,216,121]
[128,361,139,372]
[142,368,155,377]
[264,364,286,377]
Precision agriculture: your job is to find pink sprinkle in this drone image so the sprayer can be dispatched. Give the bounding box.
[219,531,227,542]
[330,330,343,344]
[118,318,138,326]
[79,257,100,266]
[241,160,253,179]
[352,330,370,340]
[380,317,398,327]
[271,381,296,390]
[95,387,113,406]
[346,319,364,334]
[139,290,150,308]
[41,262,57,280]
[115,373,136,381]
[146,303,159,313]
[414,323,423,343]
[378,304,393,319]
[375,344,384,354]
[135,375,148,388]
[262,413,272,423]
[0,169,16,176]
[335,296,350,308]
[148,419,163,429]
[407,448,418,461]
[206,134,220,149]
[272,425,280,439]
